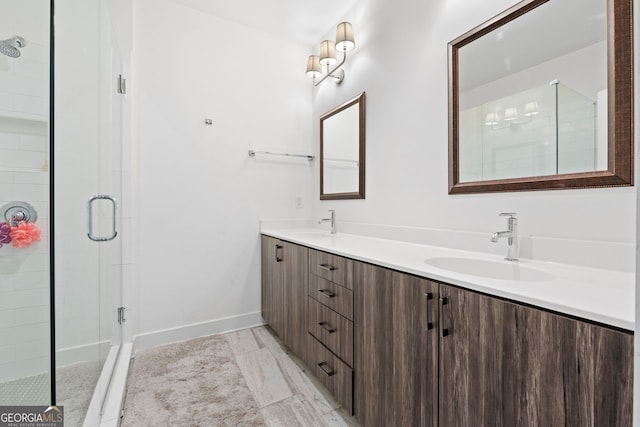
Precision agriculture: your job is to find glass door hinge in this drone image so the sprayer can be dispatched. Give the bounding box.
[117,306,127,324]
[117,74,127,94]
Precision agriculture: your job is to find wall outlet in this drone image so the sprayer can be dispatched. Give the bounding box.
[295,196,303,209]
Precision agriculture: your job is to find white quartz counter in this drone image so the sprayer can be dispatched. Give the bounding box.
[261,228,635,331]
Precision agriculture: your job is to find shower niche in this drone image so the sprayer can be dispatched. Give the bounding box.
[458,81,604,182]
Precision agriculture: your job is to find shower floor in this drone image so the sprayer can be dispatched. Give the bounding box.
[0,360,101,427]
[0,372,50,405]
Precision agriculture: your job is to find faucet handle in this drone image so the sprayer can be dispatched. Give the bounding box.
[499,212,516,218]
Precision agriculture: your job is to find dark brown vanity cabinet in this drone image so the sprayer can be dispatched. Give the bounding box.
[354,260,634,427]
[262,238,633,426]
[307,249,355,413]
[440,285,633,427]
[261,236,308,359]
[354,262,439,426]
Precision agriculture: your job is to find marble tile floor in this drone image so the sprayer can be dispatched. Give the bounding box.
[123,326,361,426]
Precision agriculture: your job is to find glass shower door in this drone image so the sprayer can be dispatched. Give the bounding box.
[54,0,123,425]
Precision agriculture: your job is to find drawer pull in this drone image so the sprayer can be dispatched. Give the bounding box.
[318,263,336,271]
[318,361,336,376]
[439,296,449,337]
[425,292,434,330]
[318,321,336,333]
[275,244,283,262]
[318,289,336,298]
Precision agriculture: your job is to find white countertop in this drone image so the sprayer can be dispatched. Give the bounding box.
[261,228,635,331]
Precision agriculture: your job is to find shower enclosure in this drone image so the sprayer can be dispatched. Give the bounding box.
[0,1,126,426]
[458,81,606,182]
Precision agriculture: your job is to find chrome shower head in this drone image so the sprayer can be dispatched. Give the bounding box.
[0,36,26,58]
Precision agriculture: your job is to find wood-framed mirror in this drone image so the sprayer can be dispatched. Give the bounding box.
[448,0,633,194]
[320,92,366,200]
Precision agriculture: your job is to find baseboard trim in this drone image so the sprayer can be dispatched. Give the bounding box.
[133,311,265,353]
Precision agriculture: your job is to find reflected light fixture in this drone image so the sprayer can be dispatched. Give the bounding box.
[504,107,518,121]
[524,101,539,116]
[485,112,499,126]
[306,22,356,86]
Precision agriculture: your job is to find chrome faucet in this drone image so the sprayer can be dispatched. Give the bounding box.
[491,212,518,261]
[318,210,336,234]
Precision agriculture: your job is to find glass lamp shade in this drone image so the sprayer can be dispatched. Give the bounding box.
[524,101,539,116]
[485,112,499,126]
[504,107,518,121]
[305,55,322,78]
[335,22,355,52]
[319,40,337,66]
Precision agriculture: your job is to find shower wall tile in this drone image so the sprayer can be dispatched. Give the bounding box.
[0,171,14,184]
[19,135,47,152]
[14,171,48,185]
[0,276,14,293]
[0,21,50,383]
[14,270,49,290]
[14,305,48,326]
[15,340,49,361]
[0,311,14,329]
[0,150,46,171]
[0,133,20,150]
[8,323,49,345]
[0,92,13,111]
[0,345,14,366]
[13,95,48,116]
[0,289,49,311]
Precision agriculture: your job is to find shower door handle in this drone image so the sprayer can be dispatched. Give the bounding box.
[87,195,118,242]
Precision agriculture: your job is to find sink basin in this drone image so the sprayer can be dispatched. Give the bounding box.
[425,257,554,282]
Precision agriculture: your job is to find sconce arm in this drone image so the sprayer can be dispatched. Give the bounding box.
[314,52,348,86]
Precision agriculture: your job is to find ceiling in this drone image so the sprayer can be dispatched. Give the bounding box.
[171,0,358,46]
[459,0,607,91]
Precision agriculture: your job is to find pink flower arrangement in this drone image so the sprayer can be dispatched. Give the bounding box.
[0,222,11,248]
[9,221,41,248]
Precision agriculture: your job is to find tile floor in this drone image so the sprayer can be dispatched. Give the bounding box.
[223,326,360,426]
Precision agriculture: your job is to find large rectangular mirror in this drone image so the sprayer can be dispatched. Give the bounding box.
[448,0,633,194]
[320,92,366,199]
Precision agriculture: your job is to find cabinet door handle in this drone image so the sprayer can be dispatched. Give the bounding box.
[318,263,336,271]
[275,245,283,262]
[318,321,336,333]
[318,361,336,376]
[425,292,434,330]
[318,289,336,298]
[439,297,449,337]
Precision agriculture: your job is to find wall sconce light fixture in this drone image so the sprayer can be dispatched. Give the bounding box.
[306,22,355,86]
[485,101,539,130]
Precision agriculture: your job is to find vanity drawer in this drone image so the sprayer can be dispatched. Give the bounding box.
[309,249,353,289]
[308,334,353,414]
[308,275,353,320]
[308,298,353,366]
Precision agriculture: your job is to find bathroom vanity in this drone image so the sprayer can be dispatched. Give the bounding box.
[260,230,633,426]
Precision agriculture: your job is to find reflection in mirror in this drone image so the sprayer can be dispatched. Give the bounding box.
[320,92,366,199]
[449,0,633,193]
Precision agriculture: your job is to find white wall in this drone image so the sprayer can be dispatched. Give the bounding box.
[132,0,313,344]
[311,0,636,260]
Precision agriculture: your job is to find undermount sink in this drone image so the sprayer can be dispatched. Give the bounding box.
[425,257,555,282]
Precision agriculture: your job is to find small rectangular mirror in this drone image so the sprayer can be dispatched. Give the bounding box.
[320,92,366,200]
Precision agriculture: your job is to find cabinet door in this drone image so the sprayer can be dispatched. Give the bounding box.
[354,262,439,425]
[281,241,308,359]
[439,284,633,427]
[261,236,283,336]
